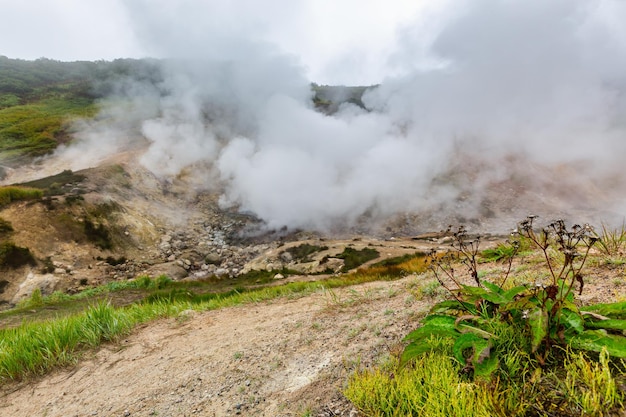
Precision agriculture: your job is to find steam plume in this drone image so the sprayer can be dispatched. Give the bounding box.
[62,0,626,231]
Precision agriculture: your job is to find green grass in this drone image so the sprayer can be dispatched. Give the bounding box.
[346,223,626,417]
[336,247,380,272]
[345,344,626,417]
[0,301,165,380]
[235,267,301,283]
[18,169,85,196]
[0,97,97,163]
[371,252,426,268]
[598,222,626,256]
[0,263,429,382]
[0,217,13,235]
[284,243,328,262]
[345,352,504,417]
[0,186,43,207]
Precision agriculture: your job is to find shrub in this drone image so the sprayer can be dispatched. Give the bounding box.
[105,256,126,266]
[84,219,113,250]
[0,241,36,269]
[0,217,13,235]
[404,218,626,368]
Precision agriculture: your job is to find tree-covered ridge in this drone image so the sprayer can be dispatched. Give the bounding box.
[0,57,163,165]
[0,56,163,105]
[0,56,370,165]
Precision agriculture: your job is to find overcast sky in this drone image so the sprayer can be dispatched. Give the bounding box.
[0,0,440,85]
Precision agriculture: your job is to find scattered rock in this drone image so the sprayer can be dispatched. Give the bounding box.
[215,268,229,278]
[204,253,221,265]
[144,262,188,281]
[279,251,293,263]
[11,272,60,304]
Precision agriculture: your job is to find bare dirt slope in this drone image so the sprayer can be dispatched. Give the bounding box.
[0,276,430,417]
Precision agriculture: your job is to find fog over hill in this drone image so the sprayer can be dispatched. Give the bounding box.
[44,0,626,231]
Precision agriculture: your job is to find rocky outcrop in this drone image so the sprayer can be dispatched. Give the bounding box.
[11,272,60,304]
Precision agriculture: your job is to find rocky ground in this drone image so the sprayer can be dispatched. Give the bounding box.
[1,156,623,416]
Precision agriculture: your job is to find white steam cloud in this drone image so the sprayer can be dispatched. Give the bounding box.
[63,0,626,232]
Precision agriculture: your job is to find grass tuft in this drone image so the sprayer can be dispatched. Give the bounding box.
[0,186,42,207]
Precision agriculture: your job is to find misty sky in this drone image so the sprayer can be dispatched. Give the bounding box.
[0,0,434,85]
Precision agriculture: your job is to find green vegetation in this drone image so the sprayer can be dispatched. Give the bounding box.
[19,169,85,196]
[0,241,36,269]
[346,345,625,416]
[0,217,13,235]
[0,56,163,164]
[371,252,426,268]
[236,267,300,283]
[0,255,432,382]
[346,218,626,416]
[0,97,97,162]
[597,222,626,256]
[0,186,42,207]
[336,247,380,272]
[283,243,328,262]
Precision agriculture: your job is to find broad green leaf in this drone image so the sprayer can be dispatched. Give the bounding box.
[585,319,626,331]
[452,333,498,378]
[528,308,548,352]
[403,315,458,342]
[584,301,626,319]
[453,333,488,364]
[460,285,489,296]
[566,330,626,358]
[401,341,437,365]
[474,351,499,378]
[462,285,508,304]
[430,300,477,315]
[456,322,496,339]
[503,286,527,301]
[502,295,538,312]
[482,281,504,295]
[561,300,579,313]
[403,326,459,342]
[481,293,509,304]
[558,308,584,334]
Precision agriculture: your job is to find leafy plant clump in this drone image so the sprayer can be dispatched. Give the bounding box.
[336,247,380,272]
[351,217,626,416]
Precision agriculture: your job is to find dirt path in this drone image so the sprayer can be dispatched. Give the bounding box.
[0,276,430,417]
